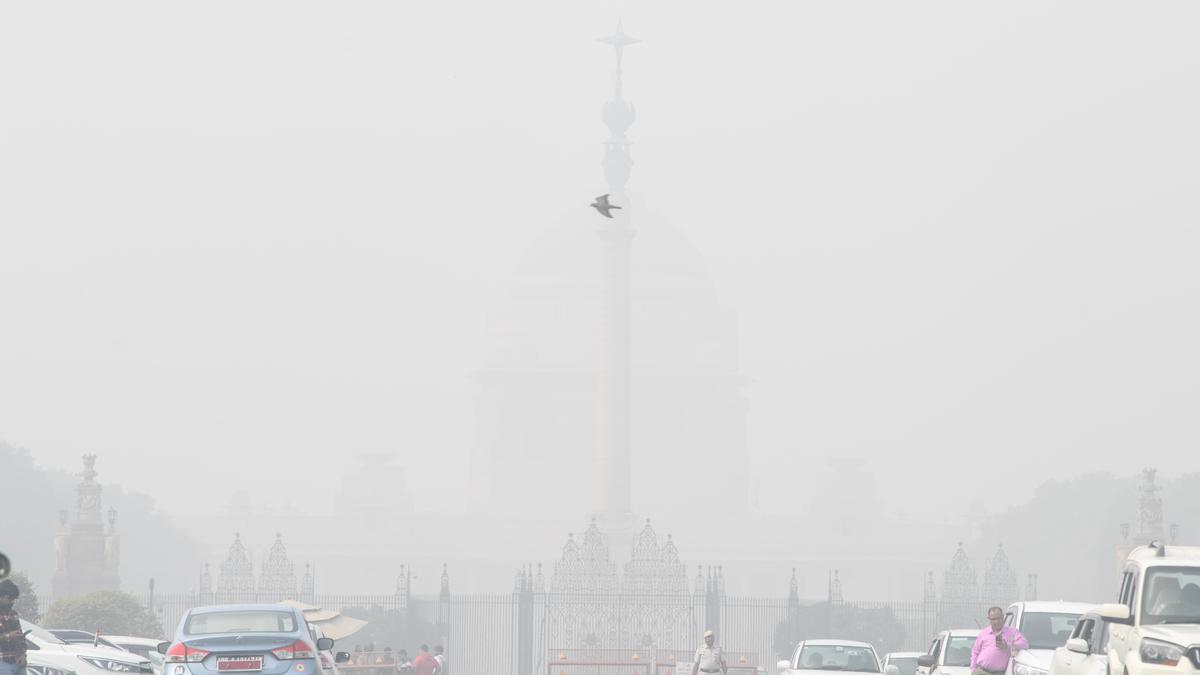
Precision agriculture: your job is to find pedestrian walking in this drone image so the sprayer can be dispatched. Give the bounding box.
[411,645,440,675]
[396,650,413,675]
[0,580,28,675]
[970,606,1028,675]
[432,646,445,675]
[692,629,726,675]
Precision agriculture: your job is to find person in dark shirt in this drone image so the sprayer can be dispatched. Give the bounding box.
[0,580,27,675]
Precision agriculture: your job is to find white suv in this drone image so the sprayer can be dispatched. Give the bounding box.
[1005,601,1096,675]
[1100,543,1200,675]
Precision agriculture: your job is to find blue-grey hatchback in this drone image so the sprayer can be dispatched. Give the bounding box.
[159,605,332,675]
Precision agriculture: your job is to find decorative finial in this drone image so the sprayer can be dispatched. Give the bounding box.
[597,19,640,68]
[81,454,99,482]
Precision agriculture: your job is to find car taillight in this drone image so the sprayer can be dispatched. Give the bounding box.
[165,643,210,663]
[272,641,316,660]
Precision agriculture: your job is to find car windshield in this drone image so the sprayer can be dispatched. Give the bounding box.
[943,637,974,667]
[20,622,67,645]
[185,611,297,635]
[1021,612,1081,649]
[797,644,879,672]
[887,657,918,675]
[1142,567,1200,625]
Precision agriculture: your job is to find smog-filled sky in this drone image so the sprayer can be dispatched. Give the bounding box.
[2,1,1198,522]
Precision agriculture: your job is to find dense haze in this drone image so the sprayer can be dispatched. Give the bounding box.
[2,1,1198,528]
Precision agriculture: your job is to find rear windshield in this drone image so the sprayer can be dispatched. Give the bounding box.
[185,611,297,635]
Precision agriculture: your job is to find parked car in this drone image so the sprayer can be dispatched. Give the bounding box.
[778,639,881,674]
[916,629,978,675]
[160,604,333,675]
[1048,609,1108,675]
[1099,542,1200,675]
[1004,601,1096,675]
[22,620,154,675]
[882,651,924,675]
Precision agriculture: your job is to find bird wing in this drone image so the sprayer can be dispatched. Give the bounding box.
[595,194,611,207]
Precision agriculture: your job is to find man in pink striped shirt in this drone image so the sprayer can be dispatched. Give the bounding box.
[970,607,1029,675]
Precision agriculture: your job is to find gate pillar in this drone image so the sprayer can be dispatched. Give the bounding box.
[516,565,534,675]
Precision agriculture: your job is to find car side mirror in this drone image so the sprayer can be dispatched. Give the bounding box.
[315,638,334,652]
[335,652,351,664]
[886,666,900,675]
[157,642,171,655]
[917,655,936,668]
[1065,638,1088,654]
[1096,603,1132,625]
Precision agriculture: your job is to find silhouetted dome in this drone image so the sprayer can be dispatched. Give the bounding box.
[482,191,731,373]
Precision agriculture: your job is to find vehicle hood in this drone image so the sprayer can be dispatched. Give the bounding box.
[938,666,972,675]
[27,651,88,667]
[1139,624,1200,647]
[59,643,150,663]
[1014,649,1054,670]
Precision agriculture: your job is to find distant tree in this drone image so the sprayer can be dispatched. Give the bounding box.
[339,605,442,653]
[8,572,41,623]
[43,590,163,638]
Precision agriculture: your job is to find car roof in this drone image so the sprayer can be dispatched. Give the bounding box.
[188,604,300,615]
[1014,601,1096,614]
[802,639,877,649]
[1128,545,1200,565]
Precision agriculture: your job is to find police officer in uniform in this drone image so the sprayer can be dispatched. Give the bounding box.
[692,629,727,675]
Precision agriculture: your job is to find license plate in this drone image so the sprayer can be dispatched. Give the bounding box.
[217,657,263,672]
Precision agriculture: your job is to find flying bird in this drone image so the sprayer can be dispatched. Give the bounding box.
[590,194,622,219]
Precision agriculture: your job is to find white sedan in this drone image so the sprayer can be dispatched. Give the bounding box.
[779,639,882,675]
[21,621,153,675]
